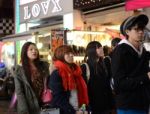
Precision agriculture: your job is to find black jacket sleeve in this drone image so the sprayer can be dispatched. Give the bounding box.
[80,64,88,84]
[111,45,150,92]
[48,70,76,114]
[103,56,112,79]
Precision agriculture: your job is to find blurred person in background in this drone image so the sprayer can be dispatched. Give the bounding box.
[104,38,121,83]
[111,38,122,50]
[103,38,121,114]
[103,45,111,57]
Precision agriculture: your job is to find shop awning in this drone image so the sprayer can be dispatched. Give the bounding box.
[0,31,33,41]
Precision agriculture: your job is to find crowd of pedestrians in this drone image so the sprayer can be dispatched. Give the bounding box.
[7,14,150,114]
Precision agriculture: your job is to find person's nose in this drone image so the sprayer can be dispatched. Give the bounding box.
[32,49,37,53]
[70,53,74,57]
[138,29,144,33]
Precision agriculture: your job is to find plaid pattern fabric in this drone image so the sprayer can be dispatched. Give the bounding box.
[0,18,15,35]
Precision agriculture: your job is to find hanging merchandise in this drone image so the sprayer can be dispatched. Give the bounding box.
[1,42,15,70]
[51,30,64,53]
[105,28,121,39]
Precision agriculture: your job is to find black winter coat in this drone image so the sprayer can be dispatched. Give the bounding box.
[81,61,113,112]
[111,43,150,110]
[48,70,76,114]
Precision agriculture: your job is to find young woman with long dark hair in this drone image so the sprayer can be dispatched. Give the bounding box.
[81,41,113,114]
[14,42,49,114]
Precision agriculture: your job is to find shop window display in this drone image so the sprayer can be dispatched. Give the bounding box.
[51,30,64,53]
[36,30,65,63]
[0,42,15,99]
[66,30,112,65]
[29,29,120,65]
[37,36,51,61]
[1,42,15,70]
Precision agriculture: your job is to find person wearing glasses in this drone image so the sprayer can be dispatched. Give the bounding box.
[111,14,150,114]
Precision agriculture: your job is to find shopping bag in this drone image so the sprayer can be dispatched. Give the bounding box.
[76,110,88,114]
[40,108,60,114]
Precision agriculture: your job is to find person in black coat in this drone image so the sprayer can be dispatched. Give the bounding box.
[111,14,150,114]
[81,41,113,114]
[104,38,121,80]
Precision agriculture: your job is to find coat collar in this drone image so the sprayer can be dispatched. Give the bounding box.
[15,65,31,87]
[119,39,144,57]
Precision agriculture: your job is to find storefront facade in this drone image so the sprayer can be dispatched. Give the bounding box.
[9,0,73,66]
[1,0,150,68]
[0,0,133,66]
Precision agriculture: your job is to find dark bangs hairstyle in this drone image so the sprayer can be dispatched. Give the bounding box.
[125,20,146,38]
[84,41,102,62]
[111,37,121,47]
[53,45,76,69]
[84,41,103,75]
[127,20,146,30]
[53,45,73,62]
[21,42,41,82]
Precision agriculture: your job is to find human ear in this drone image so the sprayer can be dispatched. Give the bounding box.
[125,30,129,35]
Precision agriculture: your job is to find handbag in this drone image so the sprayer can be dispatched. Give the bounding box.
[41,77,52,104]
[40,108,60,114]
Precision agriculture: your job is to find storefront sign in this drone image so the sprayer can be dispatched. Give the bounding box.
[20,0,37,5]
[125,0,150,11]
[20,0,73,23]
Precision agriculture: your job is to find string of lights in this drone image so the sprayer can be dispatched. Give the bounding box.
[74,0,125,11]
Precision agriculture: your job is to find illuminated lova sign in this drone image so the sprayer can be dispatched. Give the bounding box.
[24,0,62,19]
[20,0,73,23]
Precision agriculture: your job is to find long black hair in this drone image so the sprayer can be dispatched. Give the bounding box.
[21,42,43,83]
[84,41,104,75]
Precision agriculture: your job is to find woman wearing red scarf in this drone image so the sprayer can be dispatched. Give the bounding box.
[48,45,89,114]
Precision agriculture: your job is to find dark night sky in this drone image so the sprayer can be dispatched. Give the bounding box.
[0,0,14,18]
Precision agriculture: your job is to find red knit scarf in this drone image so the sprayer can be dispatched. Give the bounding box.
[54,60,89,106]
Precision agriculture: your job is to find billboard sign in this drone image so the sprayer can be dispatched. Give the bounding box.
[20,0,37,5]
[20,0,73,23]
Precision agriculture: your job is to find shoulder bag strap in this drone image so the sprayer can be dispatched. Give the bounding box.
[83,63,90,82]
